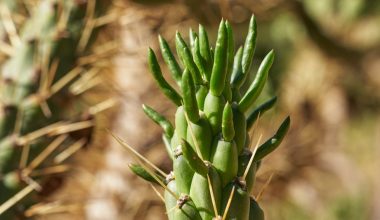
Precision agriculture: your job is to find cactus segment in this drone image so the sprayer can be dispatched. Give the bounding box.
[175,32,202,85]
[195,85,208,111]
[237,149,258,193]
[143,104,174,138]
[181,139,208,177]
[165,178,178,220]
[181,69,200,123]
[189,28,198,50]
[254,116,291,162]
[232,103,247,154]
[239,50,275,113]
[148,48,182,106]
[222,183,250,220]
[230,46,244,90]
[249,197,265,220]
[186,115,212,160]
[175,106,188,140]
[128,163,164,184]
[174,146,194,194]
[159,35,182,86]
[193,38,208,81]
[204,92,226,134]
[241,15,258,76]
[211,139,238,187]
[190,166,221,220]
[210,20,228,96]
[173,195,202,220]
[222,103,235,142]
[246,96,277,130]
[198,24,212,75]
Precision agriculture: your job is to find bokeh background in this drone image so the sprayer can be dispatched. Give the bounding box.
[2,0,380,219]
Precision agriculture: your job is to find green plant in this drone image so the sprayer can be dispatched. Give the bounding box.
[115,15,290,220]
[0,0,111,218]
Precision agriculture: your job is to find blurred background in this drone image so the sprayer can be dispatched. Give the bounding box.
[1,0,380,219]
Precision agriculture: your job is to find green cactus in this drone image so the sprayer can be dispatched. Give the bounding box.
[0,0,109,217]
[122,15,290,220]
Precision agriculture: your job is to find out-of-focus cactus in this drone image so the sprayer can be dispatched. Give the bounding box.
[0,0,110,218]
[117,15,290,220]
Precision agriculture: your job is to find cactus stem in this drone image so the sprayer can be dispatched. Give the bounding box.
[222,184,236,220]
[207,173,219,217]
[242,134,262,181]
[150,184,165,202]
[255,173,274,201]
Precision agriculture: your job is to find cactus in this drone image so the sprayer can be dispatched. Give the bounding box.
[0,0,110,218]
[116,15,290,220]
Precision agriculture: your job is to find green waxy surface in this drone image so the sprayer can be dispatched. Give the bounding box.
[182,69,200,123]
[249,197,265,220]
[174,151,194,194]
[159,35,182,86]
[190,166,221,220]
[186,115,212,160]
[204,92,226,134]
[211,139,238,187]
[222,183,250,220]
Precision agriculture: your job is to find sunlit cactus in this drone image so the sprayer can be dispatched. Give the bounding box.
[114,15,290,220]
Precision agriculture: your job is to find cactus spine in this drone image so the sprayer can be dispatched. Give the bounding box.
[0,0,109,217]
[125,15,290,220]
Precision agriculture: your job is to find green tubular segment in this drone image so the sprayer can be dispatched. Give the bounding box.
[175,32,202,84]
[196,85,208,111]
[246,96,277,130]
[193,37,208,81]
[159,35,182,86]
[225,21,235,78]
[128,163,164,185]
[174,195,202,220]
[0,137,15,173]
[241,15,257,75]
[222,103,235,141]
[186,114,212,160]
[148,48,182,106]
[239,50,275,113]
[171,132,180,152]
[230,46,244,89]
[211,139,238,187]
[189,28,198,49]
[249,197,265,220]
[165,179,177,220]
[237,149,257,193]
[175,106,188,140]
[232,103,247,154]
[254,116,290,162]
[180,139,207,177]
[142,104,174,138]
[190,166,221,220]
[163,134,174,160]
[173,147,194,194]
[199,24,212,68]
[204,92,226,134]
[182,69,200,123]
[210,20,228,96]
[222,183,250,220]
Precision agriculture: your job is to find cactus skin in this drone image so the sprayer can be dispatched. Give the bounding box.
[0,0,108,217]
[140,16,290,220]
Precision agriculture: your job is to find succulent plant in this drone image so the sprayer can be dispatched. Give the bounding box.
[116,15,290,220]
[0,0,110,217]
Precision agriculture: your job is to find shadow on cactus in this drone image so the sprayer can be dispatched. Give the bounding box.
[113,15,290,220]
